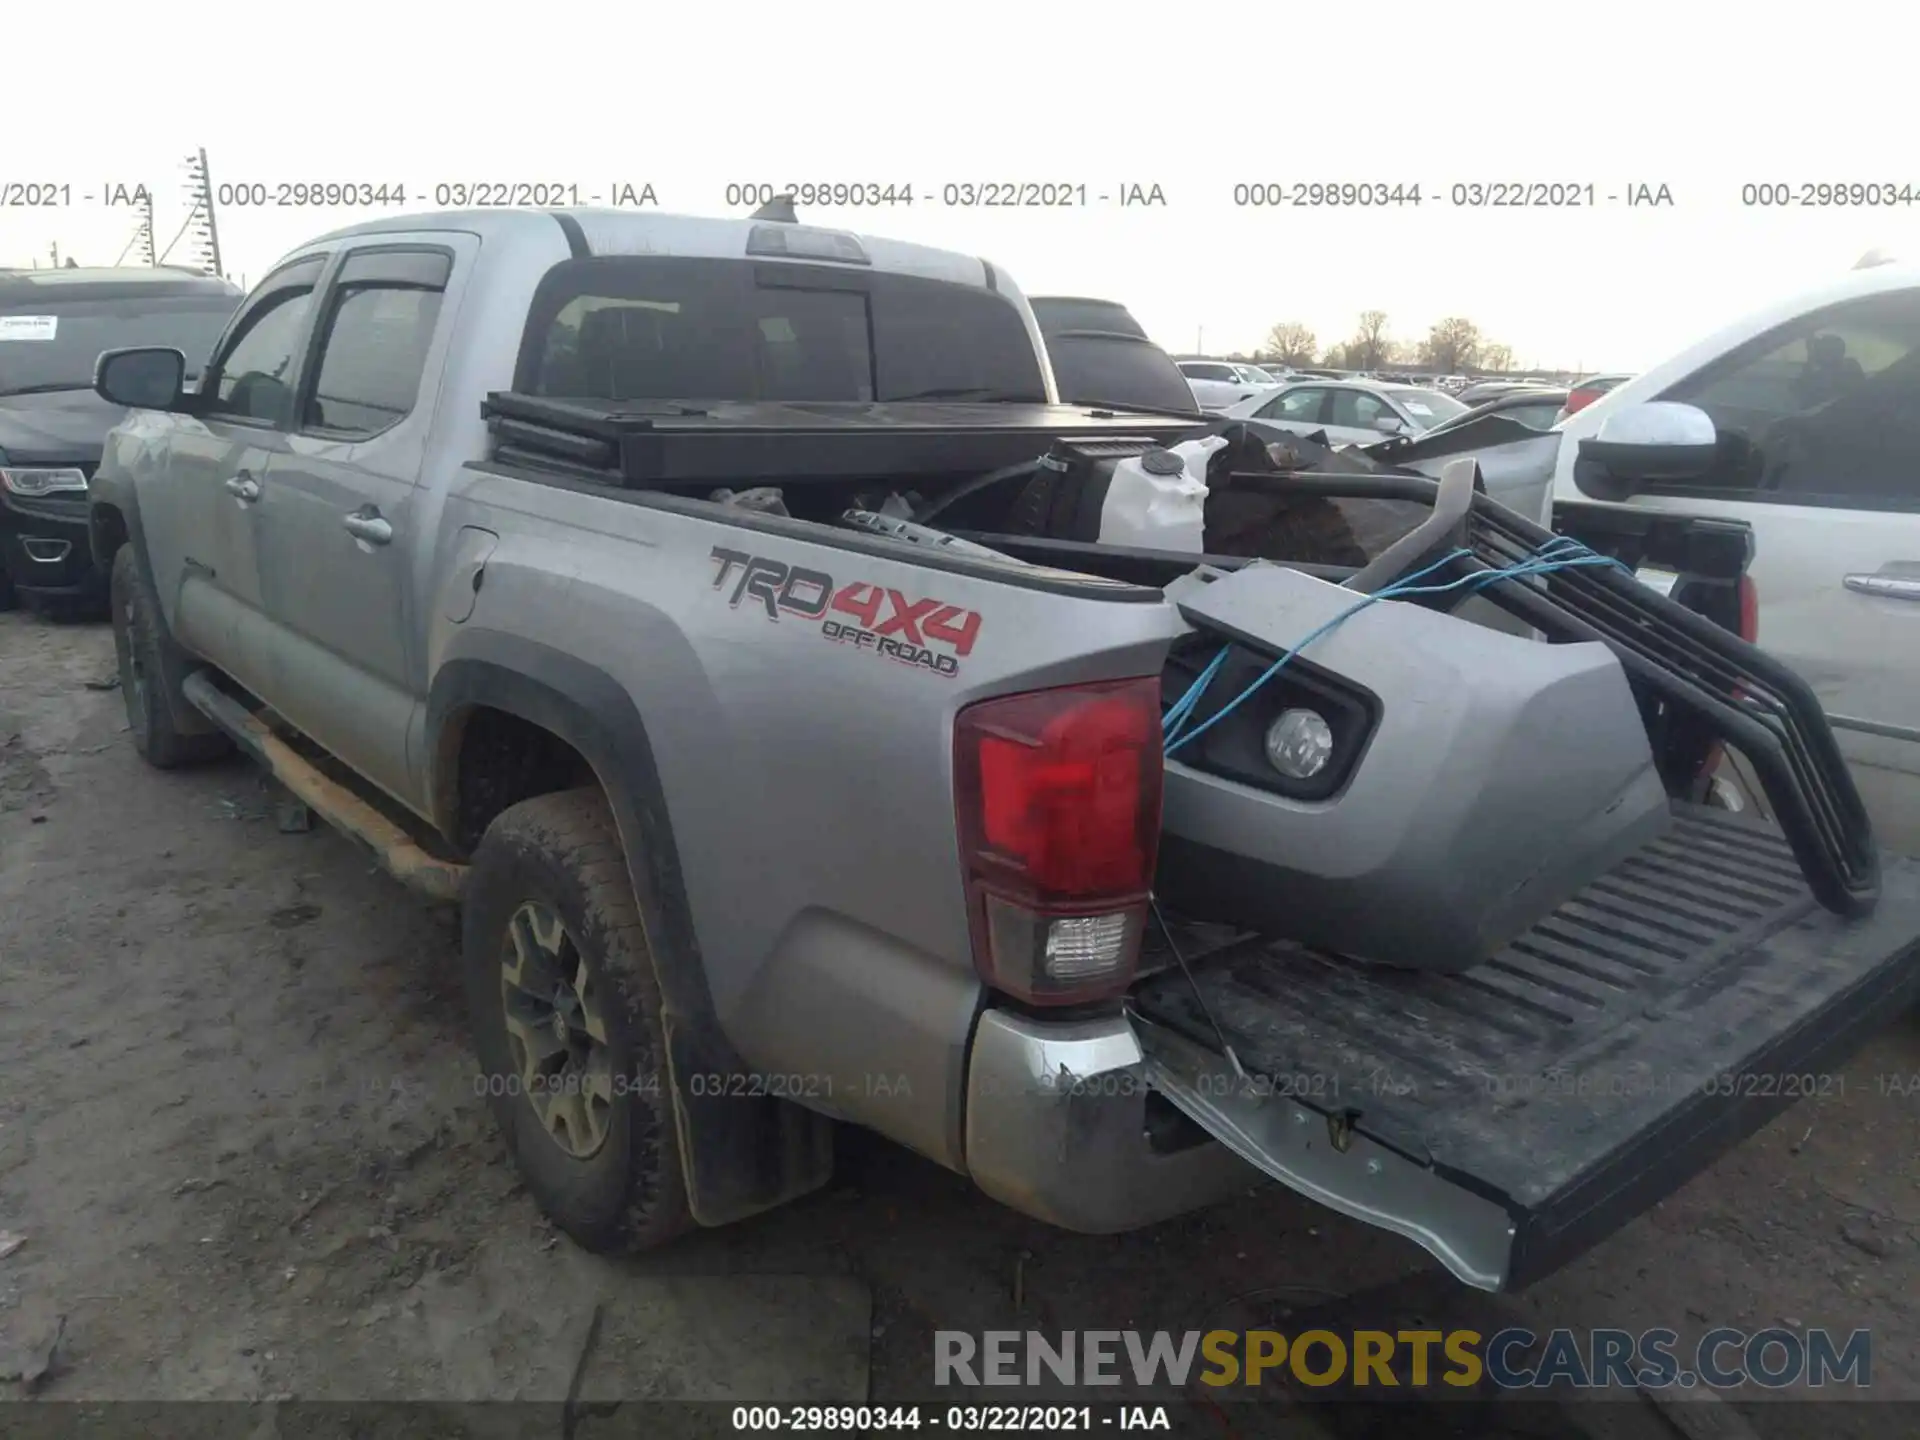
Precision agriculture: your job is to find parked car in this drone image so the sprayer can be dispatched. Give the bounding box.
[1029,297,1198,416]
[85,207,1919,1301]
[1551,264,1920,853]
[1455,378,1555,407]
[0,266,242,610]
[1222,377,1468,443]
[1432,387,1570,435]
[1557,371,1634,420]
[1177,359,1271,412]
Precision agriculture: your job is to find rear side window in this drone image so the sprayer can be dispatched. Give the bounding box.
[1329,389,1390,427]
[1258,387,1325,422]
[301,249,451,437]
[516,256,1046,404]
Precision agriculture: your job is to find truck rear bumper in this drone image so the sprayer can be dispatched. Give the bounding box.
[963,1009,1251,1233]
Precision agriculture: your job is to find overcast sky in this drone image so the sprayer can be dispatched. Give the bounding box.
[4,0,1912,372]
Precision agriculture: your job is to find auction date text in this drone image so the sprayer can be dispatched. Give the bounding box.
[1233,181,1674,208]
[1742,181,1920,207]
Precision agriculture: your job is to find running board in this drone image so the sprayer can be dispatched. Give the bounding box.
[180,671,469,902]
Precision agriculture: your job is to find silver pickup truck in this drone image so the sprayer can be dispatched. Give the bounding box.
[85,207,1920,1294]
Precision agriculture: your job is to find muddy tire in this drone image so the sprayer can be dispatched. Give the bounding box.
[109,546,231,769]
[0,557,16,612]
[463,786,693,1254]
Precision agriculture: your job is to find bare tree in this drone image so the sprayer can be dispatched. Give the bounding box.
[1262,321,1319,367]
[1480,342,1514,374]
[1350,311,1391,370]
[1420,317,1484,373]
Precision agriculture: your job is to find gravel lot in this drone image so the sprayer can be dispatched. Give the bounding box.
[3,608,1918,1434]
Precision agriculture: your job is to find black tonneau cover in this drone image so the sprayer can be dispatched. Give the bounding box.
[1133,806,1920,1291]
[481,393,1198,488]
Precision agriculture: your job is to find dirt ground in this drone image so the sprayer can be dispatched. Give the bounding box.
[3,608,1918,1433]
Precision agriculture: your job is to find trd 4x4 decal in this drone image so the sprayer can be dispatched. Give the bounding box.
[709,546,982,678]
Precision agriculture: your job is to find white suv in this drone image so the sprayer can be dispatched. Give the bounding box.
[1551,263,1920,852]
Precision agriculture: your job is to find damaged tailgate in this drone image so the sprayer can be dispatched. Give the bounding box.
[1130,806,1920,1291]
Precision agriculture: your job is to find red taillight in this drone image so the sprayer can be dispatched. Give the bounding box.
[954,677,1163,1005]
[1563,387,1603,416]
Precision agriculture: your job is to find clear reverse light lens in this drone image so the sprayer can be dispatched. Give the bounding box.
[1264,708,1334,780]
[0,467,89,497]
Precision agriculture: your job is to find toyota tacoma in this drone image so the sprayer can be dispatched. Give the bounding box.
[84,208,1920,1292]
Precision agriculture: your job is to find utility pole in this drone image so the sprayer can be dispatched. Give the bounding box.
[49,241,60,267]
[174,149,224,278]
[139,187,156,265]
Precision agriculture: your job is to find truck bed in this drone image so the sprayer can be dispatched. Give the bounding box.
[1131,805,1920,1290]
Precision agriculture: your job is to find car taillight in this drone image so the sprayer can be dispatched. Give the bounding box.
[1563,387,1603,416]
[953,677,1163,1006]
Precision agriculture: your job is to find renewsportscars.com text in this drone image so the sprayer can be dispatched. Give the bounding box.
[934,1327,1871,1391]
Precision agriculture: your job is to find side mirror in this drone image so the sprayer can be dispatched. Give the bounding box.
[95,347,188,410]
[1370,414,1406,434]
[1574,402,1717,490]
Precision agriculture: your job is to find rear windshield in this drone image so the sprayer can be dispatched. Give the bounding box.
[0,292,239,395]
[516,256,1048,404]
[1030,298,1147,341]
[1047,334,1200,415]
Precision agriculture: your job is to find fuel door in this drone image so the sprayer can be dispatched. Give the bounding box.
[444,526,499,624]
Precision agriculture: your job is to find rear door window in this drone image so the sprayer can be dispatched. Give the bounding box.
[299,247,451,438]
[1258,386,1327,423]
[1329,389,1390,428]
[518,256,1045,404]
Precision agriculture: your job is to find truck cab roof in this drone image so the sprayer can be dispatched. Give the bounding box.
[301,208,1009,293]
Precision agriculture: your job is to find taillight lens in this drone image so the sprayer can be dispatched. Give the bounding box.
[1563,387,1603,416]
[953,678,1163,1005]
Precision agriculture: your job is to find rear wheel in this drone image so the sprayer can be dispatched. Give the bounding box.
[463,786,693,1253]
[110,546,231,769]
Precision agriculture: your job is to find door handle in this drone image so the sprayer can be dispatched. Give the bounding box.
[225,472,260,502]
[1843,572,1920,601]
[343,509,393,546]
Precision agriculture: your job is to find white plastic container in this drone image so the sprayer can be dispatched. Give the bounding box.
[1094,435,1227,554]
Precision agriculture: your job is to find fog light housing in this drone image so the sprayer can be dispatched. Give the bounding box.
[1264,708,1334,780]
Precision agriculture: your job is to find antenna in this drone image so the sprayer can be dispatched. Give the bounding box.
[749,193,798,223]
